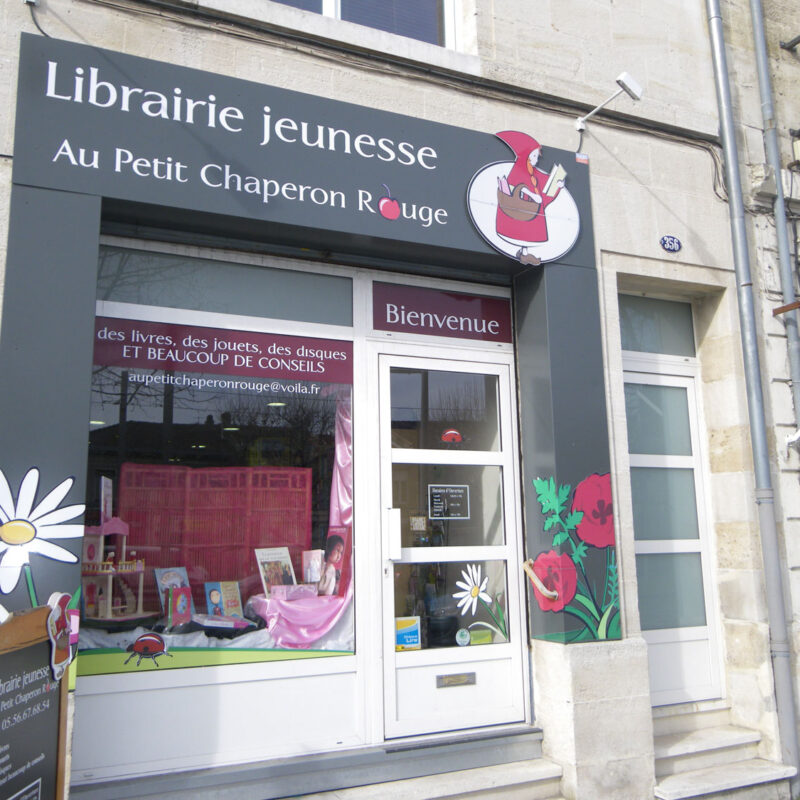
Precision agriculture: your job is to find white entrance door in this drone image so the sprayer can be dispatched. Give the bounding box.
[624,359,721,705]
[375,347,528,738]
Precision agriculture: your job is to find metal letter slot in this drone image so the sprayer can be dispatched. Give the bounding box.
[436,672,477,688]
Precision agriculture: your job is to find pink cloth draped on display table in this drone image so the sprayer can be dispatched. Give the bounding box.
[250,582,353,648]
[254,391,353,648]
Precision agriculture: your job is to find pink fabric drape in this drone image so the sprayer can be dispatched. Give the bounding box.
[251,581,353,648]
[255,391,353,648]
[329,391,353,528]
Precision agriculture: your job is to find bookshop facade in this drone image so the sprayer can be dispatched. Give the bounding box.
[3,33,618,795]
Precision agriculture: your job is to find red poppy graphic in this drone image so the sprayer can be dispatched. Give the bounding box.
[530,550,577,612]
[572,473,615,548]
[441,429,462,443]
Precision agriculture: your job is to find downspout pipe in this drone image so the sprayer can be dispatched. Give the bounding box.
[749,0,800,424]
[706,0,800,789]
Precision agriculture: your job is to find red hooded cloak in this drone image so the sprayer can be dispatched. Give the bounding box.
[495,130,559,245]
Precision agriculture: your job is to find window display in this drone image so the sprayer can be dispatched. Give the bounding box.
[79,315,353,673]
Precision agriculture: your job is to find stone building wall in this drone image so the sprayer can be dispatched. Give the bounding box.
[722,0,800,754]
[0,0,797,796]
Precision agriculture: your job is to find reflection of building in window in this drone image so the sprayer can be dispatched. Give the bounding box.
[86,366,349,613]
[390,369,500,450]
[270,0,450,46]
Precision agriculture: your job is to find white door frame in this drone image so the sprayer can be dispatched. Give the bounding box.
[624,351,722,706]
[367,341,529,737]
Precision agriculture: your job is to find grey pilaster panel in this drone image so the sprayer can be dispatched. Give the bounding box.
[514,262,617,643]
[0,185,101,611]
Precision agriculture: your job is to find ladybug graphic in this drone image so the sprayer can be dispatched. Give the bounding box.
[441,429,463,443]
[124,633,173,667]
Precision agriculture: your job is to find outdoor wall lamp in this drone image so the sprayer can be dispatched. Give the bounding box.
[575,72,644,131]
[780,35,800,51]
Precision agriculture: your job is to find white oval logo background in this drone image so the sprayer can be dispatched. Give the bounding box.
[467,161,581,264]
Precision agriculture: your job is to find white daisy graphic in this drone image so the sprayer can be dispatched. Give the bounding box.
[0,467,84,598]
[453,563,492,617]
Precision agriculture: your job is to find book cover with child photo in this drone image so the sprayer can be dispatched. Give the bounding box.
[204,581,243,618]
[254,547,296,597]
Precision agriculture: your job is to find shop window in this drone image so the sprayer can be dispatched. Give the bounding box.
[79,246,354,674]
[271,0,450,47]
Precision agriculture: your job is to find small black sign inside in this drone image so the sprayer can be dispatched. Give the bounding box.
[428,485,470,520]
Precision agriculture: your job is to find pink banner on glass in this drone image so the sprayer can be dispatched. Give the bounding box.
[373,282,512,343]
[94,317,352,383]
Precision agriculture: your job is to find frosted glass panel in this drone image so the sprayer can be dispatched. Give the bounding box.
[625,384,692,456]
[619,295,695,356]
[631,467,699,541]
[636,553,706,630]
[98,246,353,326]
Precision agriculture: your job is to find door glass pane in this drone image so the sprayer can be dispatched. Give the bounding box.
[394,561,508,648]
[619,295,695,356]
[341,0,444,45]
[636,553,706,629]
[625,384,692,456]
[392,464,505,546]
[631,467,699,541]
[391,368,500,450]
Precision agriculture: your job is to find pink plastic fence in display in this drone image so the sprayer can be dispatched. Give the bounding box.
[118,464,312,609]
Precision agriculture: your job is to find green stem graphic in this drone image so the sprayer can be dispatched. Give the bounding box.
[67,587,81,609]
[478,597,507,639]
[24,565,39,607]
[601,547,618,613]
[469,621,504,639]
[563,605,598,638]
[597,604,618,640]
[495,593,506,634]
[564,529,603,614]
[573,592,601,621]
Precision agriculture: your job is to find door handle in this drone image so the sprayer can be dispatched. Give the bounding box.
[386,508,402,561]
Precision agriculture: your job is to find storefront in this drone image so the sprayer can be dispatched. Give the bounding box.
[2,32,618,796]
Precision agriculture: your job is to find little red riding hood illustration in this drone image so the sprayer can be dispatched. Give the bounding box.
[495,131,564,266]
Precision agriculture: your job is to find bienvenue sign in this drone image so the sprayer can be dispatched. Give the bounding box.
[372,283,512,342]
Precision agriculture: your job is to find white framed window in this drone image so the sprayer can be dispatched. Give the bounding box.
[271,0,457,47]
